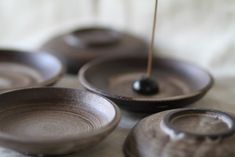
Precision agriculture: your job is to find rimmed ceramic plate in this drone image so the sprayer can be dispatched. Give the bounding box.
[124,108,235,157]
[40,27,148,74]
[0,49,64,93]
[79,56,213,113]
[0,87,120,156]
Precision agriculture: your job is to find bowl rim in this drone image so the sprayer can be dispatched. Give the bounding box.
[161,108,235,139]
[79,55,214,103]
[0,87,121,145]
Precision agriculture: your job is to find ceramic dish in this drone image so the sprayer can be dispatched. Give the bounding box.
[40,27,148,74]
[124,108,235,157]
[0,87,120,156]
[0,49,64,93]
[79,56,213,113]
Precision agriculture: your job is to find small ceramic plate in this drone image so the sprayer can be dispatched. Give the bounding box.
[40,27,148,74]
[79,56,213,112]
[0,87,120,156]
[124,108,235,157]
[0,49,64,93]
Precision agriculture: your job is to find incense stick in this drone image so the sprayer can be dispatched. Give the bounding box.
[147,0,158,77]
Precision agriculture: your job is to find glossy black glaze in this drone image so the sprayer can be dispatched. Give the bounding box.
[132,77,159,95]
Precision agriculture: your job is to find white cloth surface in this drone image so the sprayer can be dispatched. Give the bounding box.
[0,0,235,77]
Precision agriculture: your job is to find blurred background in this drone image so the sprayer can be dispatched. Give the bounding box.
[0,0,235,77]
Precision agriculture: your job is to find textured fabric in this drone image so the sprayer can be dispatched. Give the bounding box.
[0,0,235,77]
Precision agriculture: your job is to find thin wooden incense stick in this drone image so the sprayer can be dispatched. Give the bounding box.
[147,0,158,77]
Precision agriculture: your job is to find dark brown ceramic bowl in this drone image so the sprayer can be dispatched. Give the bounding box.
[79,56,213,113]
[0,87,120,156]
[40,27,148,74]
[0,49,64,93]
[124,108,235,157]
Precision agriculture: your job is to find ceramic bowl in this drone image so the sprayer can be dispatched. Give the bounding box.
[0,49,64,93]
[0,87,120,156]
[79,56,213,113]
[40,27,148,74]
[124,108,235,157]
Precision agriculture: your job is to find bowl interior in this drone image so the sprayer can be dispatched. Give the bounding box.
[66,27,121,48]
[0,88,117,142]
[0,50,63,91]
[124,109,235,157]
[80,57,213,101]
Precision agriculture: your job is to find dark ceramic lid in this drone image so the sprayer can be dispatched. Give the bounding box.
[79,56,213,113]
[124,108,235,157]
[0,49,64,93]
[40,27,148,74]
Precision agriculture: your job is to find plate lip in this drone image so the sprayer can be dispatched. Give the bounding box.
[79,55,214,103]
[162,108,235,139]
[0,87,121,145]
[0,49,65,93]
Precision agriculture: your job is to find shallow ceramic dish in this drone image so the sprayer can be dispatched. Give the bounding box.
[124,108,235,157]
[40,27,148,74]
[0,87,120,156]
[0,49,64,93]
[79,56,214,113]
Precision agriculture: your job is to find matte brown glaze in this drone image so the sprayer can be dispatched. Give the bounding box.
[79,56,214,113]
[0,87,120,156]
[40,27,148,74]
[124,109,235,157]
[0,49,64,93]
